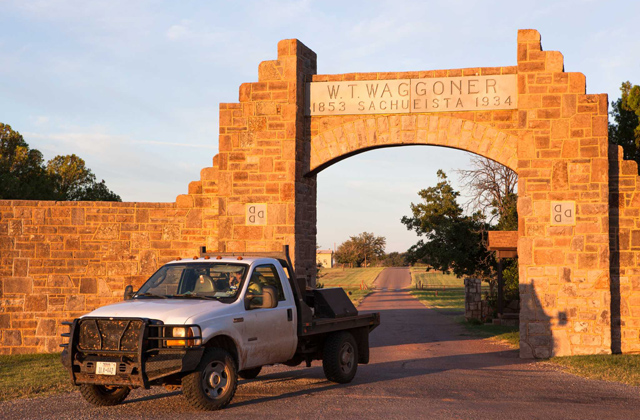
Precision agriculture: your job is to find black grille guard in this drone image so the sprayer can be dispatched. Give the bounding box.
[61,317,203,388]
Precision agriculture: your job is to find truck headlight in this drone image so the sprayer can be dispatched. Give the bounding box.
[167,326,201,347]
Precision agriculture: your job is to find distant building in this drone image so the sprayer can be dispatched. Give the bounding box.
[316,249,334,268]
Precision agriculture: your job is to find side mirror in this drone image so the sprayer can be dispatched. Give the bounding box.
[124,285,135,301]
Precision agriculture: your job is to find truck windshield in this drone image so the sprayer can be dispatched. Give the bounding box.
[135,263,247,302]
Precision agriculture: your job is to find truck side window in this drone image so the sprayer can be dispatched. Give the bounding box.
[253,265,286,301]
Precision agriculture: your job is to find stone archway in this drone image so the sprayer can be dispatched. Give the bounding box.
[3,29,640,359]
[308,115,519,175]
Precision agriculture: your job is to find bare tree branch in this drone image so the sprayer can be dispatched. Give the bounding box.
[456,155,518,224]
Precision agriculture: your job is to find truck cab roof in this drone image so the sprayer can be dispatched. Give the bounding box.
[164,256,276,266]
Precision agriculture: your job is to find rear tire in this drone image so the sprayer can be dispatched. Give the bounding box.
[238,366,262,380]
[182,348,238,411]
[79,384,130,406]
[322,331,358,383]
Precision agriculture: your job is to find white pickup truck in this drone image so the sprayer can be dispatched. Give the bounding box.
[61,246,380,410]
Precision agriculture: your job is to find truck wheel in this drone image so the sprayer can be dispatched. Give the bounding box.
[182,348,238,411]
[238,366,261,380]
[322,331,358,384]
[79,384,131,406]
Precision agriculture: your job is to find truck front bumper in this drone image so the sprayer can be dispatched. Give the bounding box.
[61,318,204,388]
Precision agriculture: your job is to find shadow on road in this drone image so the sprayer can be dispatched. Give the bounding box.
[228,348,528,409]
[122,390,181,405]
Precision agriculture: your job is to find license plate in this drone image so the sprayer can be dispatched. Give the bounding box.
[95,362,117,376]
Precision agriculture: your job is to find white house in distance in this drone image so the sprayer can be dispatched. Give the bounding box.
[316,249,334,268]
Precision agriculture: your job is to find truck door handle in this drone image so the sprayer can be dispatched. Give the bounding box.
[287,308,293,321]
[233,318,244,323]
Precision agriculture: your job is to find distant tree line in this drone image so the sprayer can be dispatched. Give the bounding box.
[0,123,120,201]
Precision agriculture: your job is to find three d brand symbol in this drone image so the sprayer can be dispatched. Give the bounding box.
[554,204,572,223]
[246,204,266,225]
[551,201,575,226]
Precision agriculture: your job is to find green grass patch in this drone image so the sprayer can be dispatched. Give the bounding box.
[0,352,72,401]
[410,288,465,313]
[319,267,385,306]
[549,354,640,387]
[410,268,463,288]
[409,270,465,313]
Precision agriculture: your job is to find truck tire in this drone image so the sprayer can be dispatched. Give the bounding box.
[79,384,130,406]
[238,366,261,380]
[182,348,238,411]
[322,331,358,384]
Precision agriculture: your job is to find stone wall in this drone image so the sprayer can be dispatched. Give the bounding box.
[609,145,640,353]
[0,200,215,354]
[0,152,221,355]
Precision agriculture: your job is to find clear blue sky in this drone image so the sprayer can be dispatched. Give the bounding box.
[1,0,639,252]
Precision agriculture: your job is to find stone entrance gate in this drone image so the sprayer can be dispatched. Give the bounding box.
[1,30,639,358]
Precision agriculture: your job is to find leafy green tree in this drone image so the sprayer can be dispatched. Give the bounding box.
[335,232,386,267]
[402,170,494,281]
[46,154,120,201]
[609,81,640,168]
[0,123,120,201]
[0,123,57,199]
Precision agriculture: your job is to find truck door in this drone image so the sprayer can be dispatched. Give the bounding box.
[243,264,297,368]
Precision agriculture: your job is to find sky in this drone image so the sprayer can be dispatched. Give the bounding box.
[1,0,639,252]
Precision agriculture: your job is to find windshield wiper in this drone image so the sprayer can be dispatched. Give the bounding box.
[172,294,218,300]
[134,292,168,299]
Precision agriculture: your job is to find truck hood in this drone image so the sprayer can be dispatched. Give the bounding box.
[83,299,225,324]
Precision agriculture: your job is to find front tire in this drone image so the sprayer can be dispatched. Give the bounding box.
[182,348,238,411]
[238,366,262,380]
[322,331,358,383]
[79,384,130,406]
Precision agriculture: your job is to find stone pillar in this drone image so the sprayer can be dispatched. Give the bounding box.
[516,30,611,357]
[215,39,317,282]
[464,278,484,321]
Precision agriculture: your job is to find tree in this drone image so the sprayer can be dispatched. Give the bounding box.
[609,81,640,169]
[335,232,386,267]
[456,155,518,230]
[0,123,57,200]
[402,170,494,282]
[46,154,121,201]
[0,123,120,201]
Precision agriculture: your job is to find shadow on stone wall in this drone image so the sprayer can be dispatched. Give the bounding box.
[520,281,560,358]
[608,154,622,354]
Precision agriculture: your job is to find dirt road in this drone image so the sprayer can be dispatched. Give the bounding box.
[2,268,638,419]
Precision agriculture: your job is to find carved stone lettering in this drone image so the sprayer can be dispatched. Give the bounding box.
[306,75,517,116]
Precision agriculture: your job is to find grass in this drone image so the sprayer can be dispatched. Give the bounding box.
[408,269,466,313]
[319,266,385,306]
[0,352,73,402]
[549,354,640,387]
